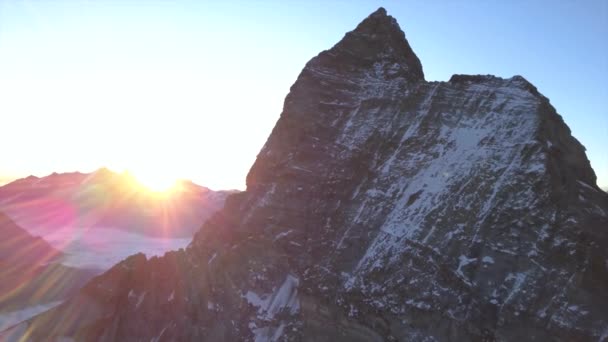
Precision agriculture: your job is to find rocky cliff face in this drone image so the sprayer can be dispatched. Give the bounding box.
[6,7,607,342]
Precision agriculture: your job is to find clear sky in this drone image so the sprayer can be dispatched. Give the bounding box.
[0,0,606,190]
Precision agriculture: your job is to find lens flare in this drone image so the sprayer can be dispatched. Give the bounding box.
[130,170,178,193]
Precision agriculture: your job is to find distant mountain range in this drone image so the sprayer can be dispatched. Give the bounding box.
[0,168,237,238]
[0,169,237,331]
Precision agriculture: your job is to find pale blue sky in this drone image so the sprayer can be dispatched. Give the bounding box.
[0,0,606,190]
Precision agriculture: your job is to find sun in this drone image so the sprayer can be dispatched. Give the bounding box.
[131,170,179,193]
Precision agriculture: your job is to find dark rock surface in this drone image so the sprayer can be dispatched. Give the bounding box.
[5,7,607,341]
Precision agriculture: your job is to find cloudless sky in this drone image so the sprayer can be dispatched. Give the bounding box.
[0,0,606,190]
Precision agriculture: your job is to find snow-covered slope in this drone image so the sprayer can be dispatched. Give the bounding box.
[7,7,607,342]
[0,301,61,331]
[37,226,191,270]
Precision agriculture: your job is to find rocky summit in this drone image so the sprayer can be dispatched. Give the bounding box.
[6,7,607,342]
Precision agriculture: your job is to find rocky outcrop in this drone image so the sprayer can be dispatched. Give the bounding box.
[6,7,607,342]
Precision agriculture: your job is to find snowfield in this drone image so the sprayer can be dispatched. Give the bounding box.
[0,301,62,331]
[29,226,191,270]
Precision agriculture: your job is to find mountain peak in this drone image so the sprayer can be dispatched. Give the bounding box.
[354,7,394,32]
[314,7,424,81]
[370,6,387,17]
